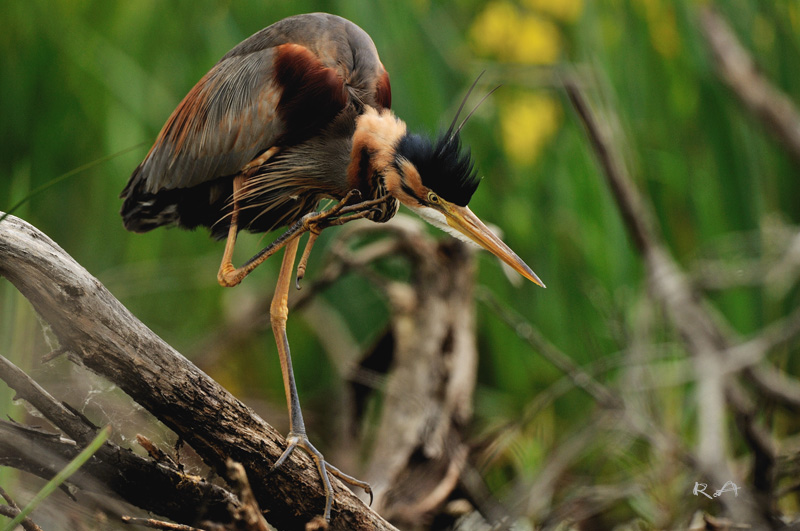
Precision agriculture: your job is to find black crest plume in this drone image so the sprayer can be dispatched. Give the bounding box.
[394,73,502,207]
[396,133,480,206]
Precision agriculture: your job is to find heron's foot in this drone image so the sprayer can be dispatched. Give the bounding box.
[295,191,389,289]
[270,433,373,521]
[303,190,391,232]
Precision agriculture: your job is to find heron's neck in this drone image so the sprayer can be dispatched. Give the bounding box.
[346,107,406,196]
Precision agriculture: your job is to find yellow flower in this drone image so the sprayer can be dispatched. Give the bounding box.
[522,0,584,22]
[500,93,561,166]
[632,0,681,58]
[470,1,562,64]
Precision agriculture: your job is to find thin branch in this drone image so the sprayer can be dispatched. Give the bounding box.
[727,304,800,370]
[563,74,774,528]
[700,6,800,166]
[0,353,97,444]
[745,365,800,411]
[121,516,203,531]
[476,286,622,410]
[0,505,43,531]
[0,486,43,531]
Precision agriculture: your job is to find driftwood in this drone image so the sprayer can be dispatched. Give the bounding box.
[0,213,398,530]
[355,222,478,526]
[0,212,482,530]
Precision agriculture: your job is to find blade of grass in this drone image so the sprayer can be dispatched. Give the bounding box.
[0,144,145,225]
[1,425,111,531]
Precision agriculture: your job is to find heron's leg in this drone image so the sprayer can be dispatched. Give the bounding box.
[220,191,390,289]
[270,237,305,434]
[268,237,372,520]
[217,147,281,287]
[217,175,244,286]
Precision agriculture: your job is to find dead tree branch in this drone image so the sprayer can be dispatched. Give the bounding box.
[564,75,775,528]
[0,213,396,531]
[700,6,800,166]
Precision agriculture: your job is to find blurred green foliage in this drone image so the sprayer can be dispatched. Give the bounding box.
[2,0,800,527]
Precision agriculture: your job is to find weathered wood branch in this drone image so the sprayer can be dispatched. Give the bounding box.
[0,420,235,525]
[0,213,396,531]
[564,76,776,528]
[357,221,478,527]
[701,6,800,167]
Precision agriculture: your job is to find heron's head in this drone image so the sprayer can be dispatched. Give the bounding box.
[383,128,545,287]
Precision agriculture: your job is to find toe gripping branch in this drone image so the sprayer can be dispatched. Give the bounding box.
[269,433,374,521]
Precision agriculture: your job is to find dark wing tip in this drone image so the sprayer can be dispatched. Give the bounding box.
[396,132,480,206]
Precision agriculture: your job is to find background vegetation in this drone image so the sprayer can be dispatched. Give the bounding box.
[2,0,800,528]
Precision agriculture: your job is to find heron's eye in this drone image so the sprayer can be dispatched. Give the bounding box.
[427,191,440,205]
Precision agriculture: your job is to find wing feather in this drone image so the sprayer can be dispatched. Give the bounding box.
[135,49,286,193]
[121,13,392,234]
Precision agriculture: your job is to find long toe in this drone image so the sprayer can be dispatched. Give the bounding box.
[272,434,372,522]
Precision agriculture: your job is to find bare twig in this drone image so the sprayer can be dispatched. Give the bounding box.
[745,365,800,411]
[0,353,97,444]
[0,486,43,531]
[564,74,774,528]
[700,6,800,166]
[727,304,800,371]
[476,286,622,410]
[121,516,203,531]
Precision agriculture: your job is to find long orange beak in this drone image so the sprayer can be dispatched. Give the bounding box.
[443,203,545,288]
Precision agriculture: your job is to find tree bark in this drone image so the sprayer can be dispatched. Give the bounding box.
[0,213,397,531]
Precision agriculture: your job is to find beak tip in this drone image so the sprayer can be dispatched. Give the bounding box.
[521,264,545,288]
[445,204,546,288]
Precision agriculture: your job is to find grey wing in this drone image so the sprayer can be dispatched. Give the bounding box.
[127,49,285,195]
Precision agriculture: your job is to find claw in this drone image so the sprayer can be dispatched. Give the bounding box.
[295,231,320,290]
[270,433,372,522]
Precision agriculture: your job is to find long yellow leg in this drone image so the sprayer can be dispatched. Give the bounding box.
[268,238,372,521]
[270,237,303,429]
[217,147,283,287]
[217,189,385,288]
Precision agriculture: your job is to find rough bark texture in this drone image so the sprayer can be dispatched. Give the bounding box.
[0,213,397,531]
[362,236,477,526]
[0,421,236,525]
